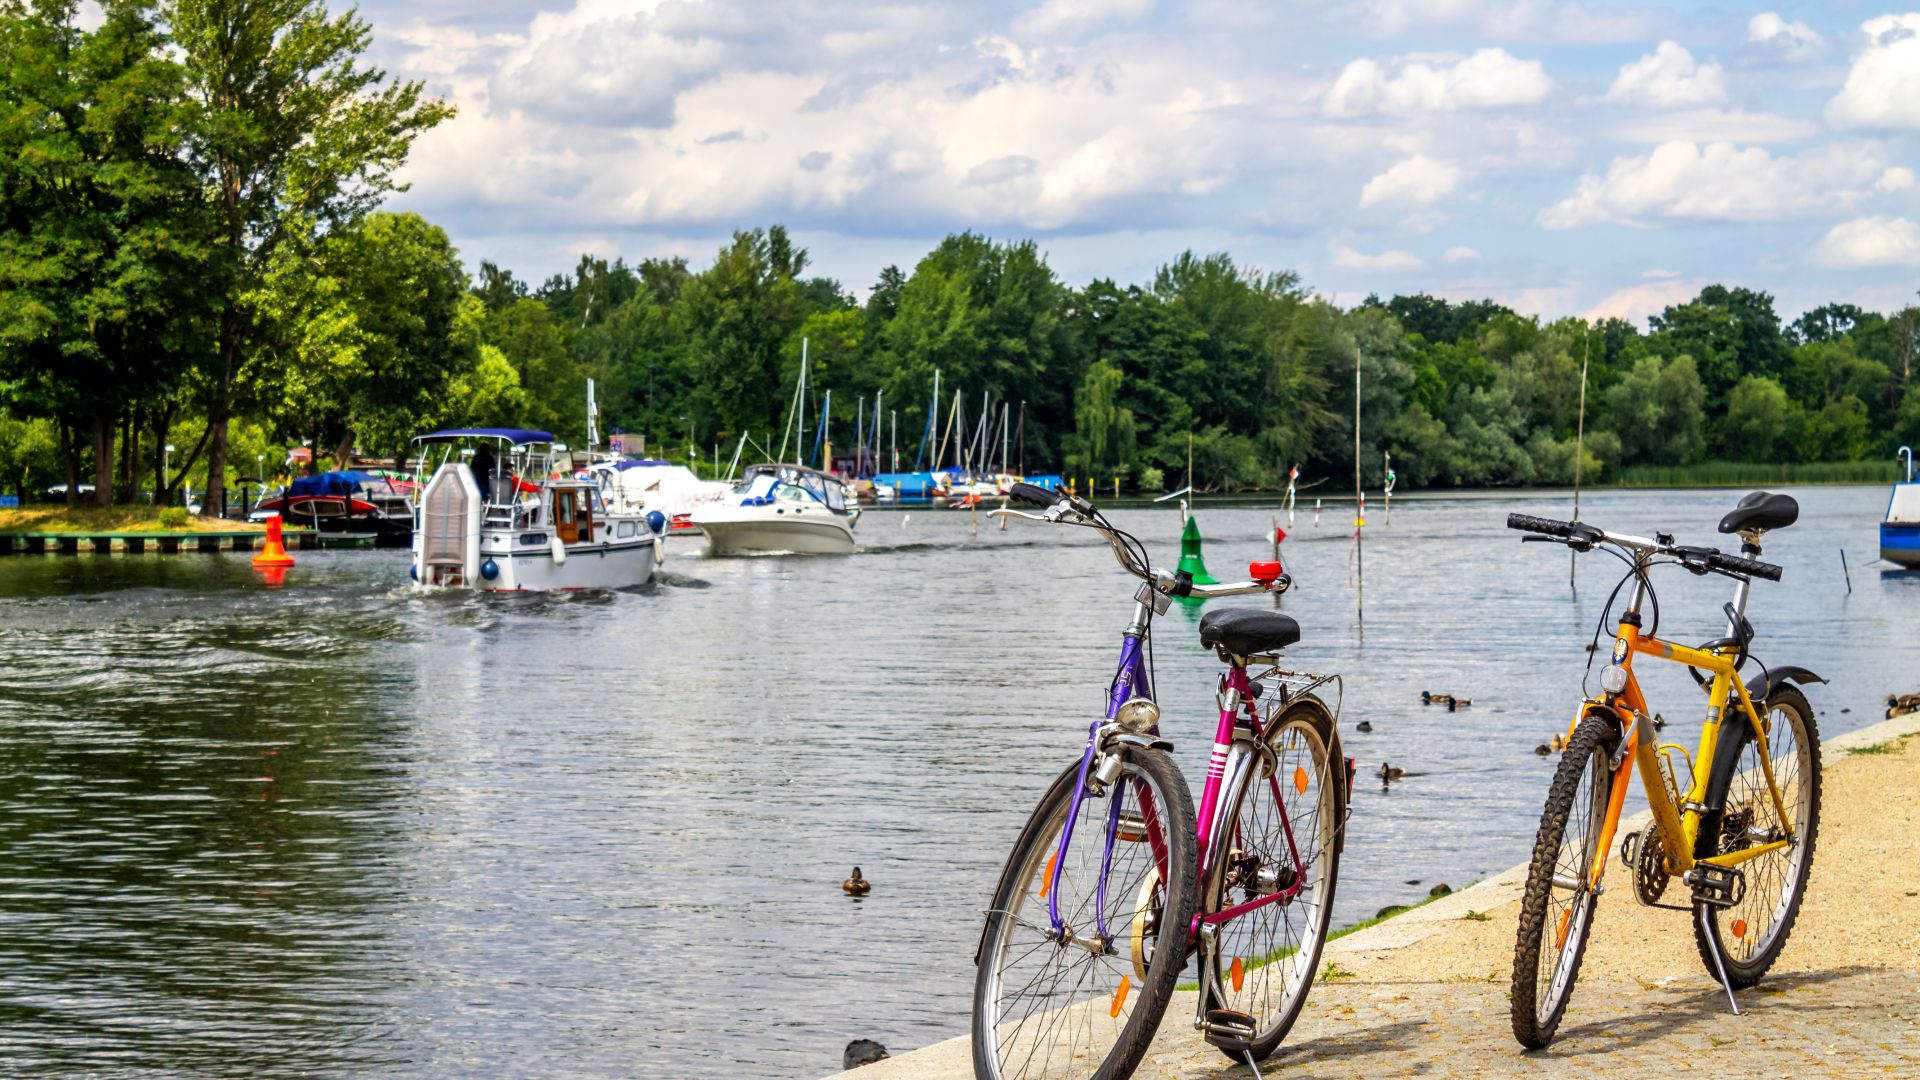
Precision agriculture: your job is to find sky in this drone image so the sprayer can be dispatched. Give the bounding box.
[347,0,1920,324]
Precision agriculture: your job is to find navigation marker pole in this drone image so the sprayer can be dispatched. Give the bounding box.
[1354,345,1365,622]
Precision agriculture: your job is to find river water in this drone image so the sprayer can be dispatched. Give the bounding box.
[0,485,1911,1077]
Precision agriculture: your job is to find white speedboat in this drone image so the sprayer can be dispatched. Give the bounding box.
[410,427,664,590]
[692,464,859,555]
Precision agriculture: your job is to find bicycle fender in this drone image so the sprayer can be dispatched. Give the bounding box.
[1742,665,1826,703]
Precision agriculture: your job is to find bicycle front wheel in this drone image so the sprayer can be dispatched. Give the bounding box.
[1203,700,1341,1062]
[1693,685,1820,987]
[973,749,1198,1080]
[1510,715,1616,1049]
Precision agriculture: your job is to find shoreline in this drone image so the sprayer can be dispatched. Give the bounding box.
[831,705,1920,1078]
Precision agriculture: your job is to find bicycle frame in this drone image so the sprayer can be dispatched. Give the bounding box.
[1568,568,1796,895]
[1042,602,1319,948]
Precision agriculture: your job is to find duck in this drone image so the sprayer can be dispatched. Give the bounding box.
[843,867,871,896]
[1379,762,1405,782]
[1550,732,1570,753]
[1355,720,1373,733]
[1534,743,1552,756]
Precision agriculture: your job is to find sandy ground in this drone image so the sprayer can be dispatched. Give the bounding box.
[833,710,1920,1078]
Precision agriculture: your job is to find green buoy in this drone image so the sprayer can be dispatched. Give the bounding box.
[1176,514,1218,586]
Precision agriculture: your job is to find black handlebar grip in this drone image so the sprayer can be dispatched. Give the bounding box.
[1709,551,1784,582]
[1506,513,1574,538]
[1009,481,1060,508]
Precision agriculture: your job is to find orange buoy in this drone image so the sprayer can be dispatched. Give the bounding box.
[252,514,296,568]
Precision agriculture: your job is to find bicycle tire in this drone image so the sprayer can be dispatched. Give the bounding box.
[972,748,1199,1080]
[1691,685,1820,988]
[1203,699,1341,1063]
[1510,715,1616,1049]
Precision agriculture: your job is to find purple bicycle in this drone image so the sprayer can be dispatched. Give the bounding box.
[971,485,1348,1080]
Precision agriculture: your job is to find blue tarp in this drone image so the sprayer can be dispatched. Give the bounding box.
[289,470,378,497]
[611,459,674,470]
[873,471,940,496]
[416,427,554,444]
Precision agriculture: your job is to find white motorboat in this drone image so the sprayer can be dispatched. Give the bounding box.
[692,464,859,555]
[410,427,665,591]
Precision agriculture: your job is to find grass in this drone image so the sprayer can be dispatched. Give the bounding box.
[1613,460,1900,488]
[1847,732,1915,756]
[0,506,267,534]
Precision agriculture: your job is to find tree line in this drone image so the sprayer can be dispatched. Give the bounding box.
[5,1,1918,510]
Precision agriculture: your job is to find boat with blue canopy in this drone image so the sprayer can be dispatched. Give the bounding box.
[1883,446,1920,569]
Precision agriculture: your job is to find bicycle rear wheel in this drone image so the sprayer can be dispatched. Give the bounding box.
[1510,715,1615,1049]
[1203,700,1341,1062]
[973,749,1198,1080]
[1692,685,1820,987]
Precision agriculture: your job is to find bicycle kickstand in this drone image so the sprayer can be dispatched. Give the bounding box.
[1695,905,1741,1015]
[1240,1048,1263,1079]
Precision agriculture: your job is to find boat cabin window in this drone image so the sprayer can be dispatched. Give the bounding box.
[554,489,578,543]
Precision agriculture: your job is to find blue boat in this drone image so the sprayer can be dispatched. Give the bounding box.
[1883,447,1920,568]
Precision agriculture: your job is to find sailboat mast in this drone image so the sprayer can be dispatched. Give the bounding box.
[796,338,809,466]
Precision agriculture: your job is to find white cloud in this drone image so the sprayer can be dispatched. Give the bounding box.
[1813,217,1920,268]
[1603,108,1818,145]
[1584,279,1702,324]
[1442,245,1480,263]
[1329,236,1424,270]
[1827,15,1920,130]
[1322,48,1553,117]
[1358,155,1463,207]
[1743,13,1823,65]
[1012,0,1155,40]
[1879,167,1916,192]
[1540,141,1893,229]
[1606,42,1726,108]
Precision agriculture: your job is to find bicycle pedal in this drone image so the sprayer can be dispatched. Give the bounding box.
[1685,863,1746,908]
[1202,1008,1257,1047]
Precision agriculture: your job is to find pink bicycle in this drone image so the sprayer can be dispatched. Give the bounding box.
[972,484,1349,1080]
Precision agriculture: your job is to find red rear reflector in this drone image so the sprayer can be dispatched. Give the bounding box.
[1249,560,1282,582]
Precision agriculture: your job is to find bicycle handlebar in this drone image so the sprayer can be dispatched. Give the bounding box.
[1505,513,1783,581]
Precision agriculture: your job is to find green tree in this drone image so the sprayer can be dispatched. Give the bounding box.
[1720,375,1802,464]
[265,212,478,461]
[0,0,206,504]
[170,0,452,513]
[1605,355,1706,465]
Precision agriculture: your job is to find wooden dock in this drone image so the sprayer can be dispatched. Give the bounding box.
[0,529,343,555]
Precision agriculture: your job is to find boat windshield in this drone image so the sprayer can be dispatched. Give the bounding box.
[737,465,846,511]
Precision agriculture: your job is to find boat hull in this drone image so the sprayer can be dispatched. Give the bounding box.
[695,511,855,555]
[482,536,659,590]
[1882,521,1920,568]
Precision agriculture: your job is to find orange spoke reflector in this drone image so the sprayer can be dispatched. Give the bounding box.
[1040,852,1056,899]
[1110,976,1132,1018]
[1555,909,1572,950]
[1293,766,1309,795]
[1231,957,1246,992]
[1731,918,1748,939]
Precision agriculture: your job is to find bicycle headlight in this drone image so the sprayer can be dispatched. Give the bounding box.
[1601,664,1629,694]
[1115,698,1161,733]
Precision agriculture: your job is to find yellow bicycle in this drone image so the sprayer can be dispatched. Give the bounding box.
[1504,492,1823,1049]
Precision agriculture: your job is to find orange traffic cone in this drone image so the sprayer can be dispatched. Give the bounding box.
[253,513,296,568]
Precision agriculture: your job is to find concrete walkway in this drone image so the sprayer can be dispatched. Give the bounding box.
[832,708,1920,1078]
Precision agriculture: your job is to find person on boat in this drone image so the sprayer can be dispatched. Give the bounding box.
[472,445,496,503]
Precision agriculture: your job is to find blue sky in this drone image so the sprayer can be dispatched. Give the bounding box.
[354,1,1920,323]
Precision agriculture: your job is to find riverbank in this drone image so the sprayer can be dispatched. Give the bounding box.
[835,706,1920,1077]
[0,507,267,533]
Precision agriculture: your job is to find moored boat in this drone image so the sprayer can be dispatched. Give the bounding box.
[251,470,414,547]
[1882,446,1920,568]
[410,428,665,591]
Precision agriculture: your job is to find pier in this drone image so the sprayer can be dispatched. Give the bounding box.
[0,528,360,555]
